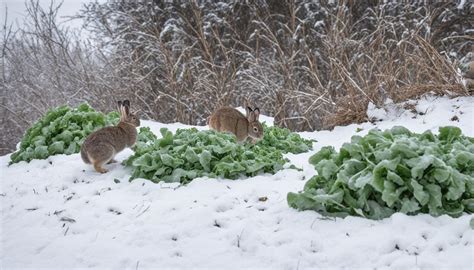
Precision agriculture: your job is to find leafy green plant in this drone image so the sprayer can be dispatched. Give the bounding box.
[288,126,474,219]
[258,124,314,154]
[10,104,119,163]
[125,125,314,183]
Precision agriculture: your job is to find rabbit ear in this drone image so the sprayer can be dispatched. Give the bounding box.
[122,100,131,115]
[253,108,260,120]
[246,106,253,116]
[117,101,125,121]
[117,100,123,113]
[248,108,258,122]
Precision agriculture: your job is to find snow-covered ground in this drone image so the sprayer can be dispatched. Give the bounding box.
[1,95,473,269]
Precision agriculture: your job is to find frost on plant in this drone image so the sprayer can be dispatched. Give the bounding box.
[125,125,314,183]
[10,104,119,164]
[288,126,474,219]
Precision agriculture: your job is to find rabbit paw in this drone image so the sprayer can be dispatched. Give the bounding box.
[94,164,109,174]
[107,159,118,164]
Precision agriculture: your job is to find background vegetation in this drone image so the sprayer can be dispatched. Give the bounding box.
[1,0,472,155]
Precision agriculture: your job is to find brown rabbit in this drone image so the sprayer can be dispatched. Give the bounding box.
[463,61,474,79]
[208,106,263,143]
[80,100,140,173]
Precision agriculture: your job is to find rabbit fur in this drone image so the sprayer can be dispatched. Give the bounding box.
[80,100,140,173]
[208,106,263,143]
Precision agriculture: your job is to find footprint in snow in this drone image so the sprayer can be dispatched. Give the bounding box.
[108,207,122,215]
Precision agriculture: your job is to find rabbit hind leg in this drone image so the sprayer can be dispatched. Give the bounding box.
[89,144,115,173]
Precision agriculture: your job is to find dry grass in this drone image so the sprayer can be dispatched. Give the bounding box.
[0,1,472,154]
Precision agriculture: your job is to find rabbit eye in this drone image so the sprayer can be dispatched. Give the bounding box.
[253,127,258,132]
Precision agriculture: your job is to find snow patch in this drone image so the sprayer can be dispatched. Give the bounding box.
[1,95,473,269]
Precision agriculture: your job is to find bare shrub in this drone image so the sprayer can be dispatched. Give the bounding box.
[0,1,118,154]
[1,0,472,154]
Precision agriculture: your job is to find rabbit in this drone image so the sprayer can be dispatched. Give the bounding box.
[463,61,474,80]
[80,100,140,173]
[208,106,263,143]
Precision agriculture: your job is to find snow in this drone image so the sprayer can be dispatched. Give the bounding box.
[457,0,467,10]
[367,101,387,121]
[1,95,473,269]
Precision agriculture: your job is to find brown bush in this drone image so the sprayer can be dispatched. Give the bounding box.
[0,0,472,155]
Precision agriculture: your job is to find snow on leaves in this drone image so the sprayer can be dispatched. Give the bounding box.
[288,126,474,219]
